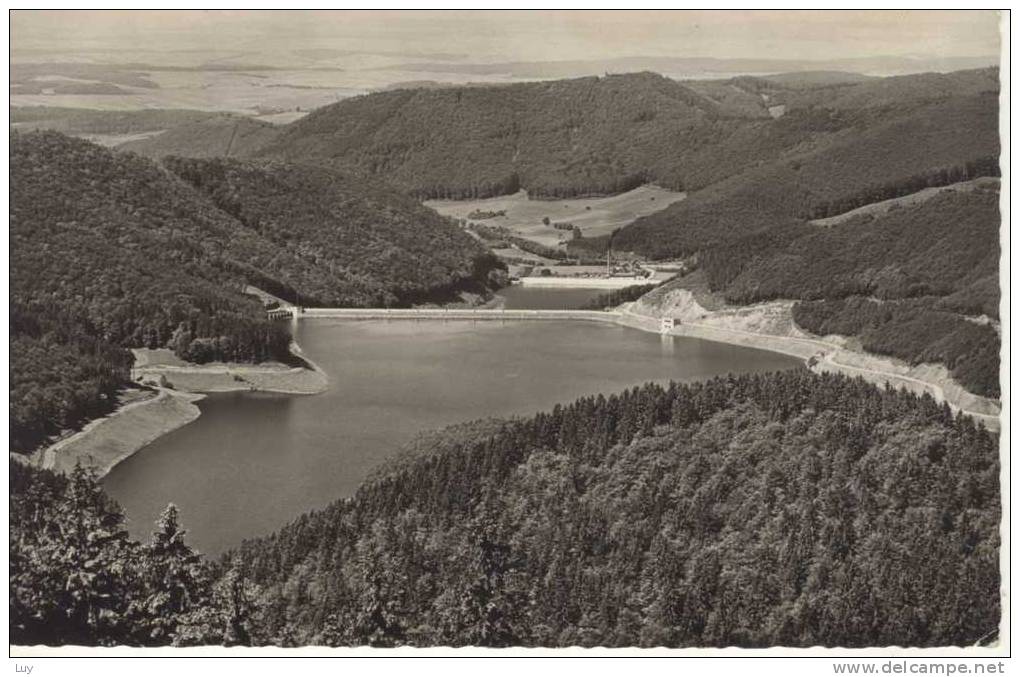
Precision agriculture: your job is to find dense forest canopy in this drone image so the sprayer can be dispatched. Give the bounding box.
[607,92,1000,260]
[10,131,500,452]
[224,372,999,648]
[11,372,1000,648]
[8,65,1004,651]
[163,156,503,307]
[11,131,291,451]
[240,69,999,204]
[722,187,1001,307]
[11,462,258,647]
[252,72,764,199]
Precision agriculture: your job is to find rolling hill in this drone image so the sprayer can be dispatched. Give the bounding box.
[11,131,500,453]
[253,71,763,198]
[11,131,288,451]
[739,185,1001,397]
[595,71,1001,399]
[607,90,1000,261]
[116,67,1002,398]
[162,156,503,306]
[247,68,997,203]
[111,68,998,210]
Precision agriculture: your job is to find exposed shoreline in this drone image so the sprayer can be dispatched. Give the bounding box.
[30,342,329,479]
[36,388,206,477]
[614,297,1001,431]
[131,343,329,396]
[29,299,999,480]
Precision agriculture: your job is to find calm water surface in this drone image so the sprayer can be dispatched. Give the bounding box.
[498,285,607,309]
[104,291,800,555]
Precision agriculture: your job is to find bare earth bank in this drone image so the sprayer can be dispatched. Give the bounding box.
[25,295,998,479]
[27,345,328,478]
[623,288,1001,431]
[39,388,205,477]
[131,346,329,395]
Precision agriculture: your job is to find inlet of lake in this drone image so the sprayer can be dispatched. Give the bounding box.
[103,289,802,555]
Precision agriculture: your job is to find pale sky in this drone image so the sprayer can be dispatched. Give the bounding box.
[11,10,1001,63]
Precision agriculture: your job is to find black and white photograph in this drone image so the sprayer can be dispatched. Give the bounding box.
[7,8,1009,665]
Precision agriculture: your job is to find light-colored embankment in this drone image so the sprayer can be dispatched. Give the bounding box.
[131,346,328,395]
[33,344,328,478]
[39,388,204,476]
[624,287,1001,431]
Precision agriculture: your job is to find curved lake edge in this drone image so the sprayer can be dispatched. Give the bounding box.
[618,304,1000,430]
[33,309,779,479]
[32,302,998,481]
[104,317,809,554]
[27,340,329,478]
[26,388,205,477]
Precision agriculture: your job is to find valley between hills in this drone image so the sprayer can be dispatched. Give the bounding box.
[11,62,1003,649]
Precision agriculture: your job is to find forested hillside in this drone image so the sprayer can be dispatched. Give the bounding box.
[254,72,766,199]
[722,186,1000,306]
[11,132,501,452]
[745,185,1000,396]
[593,71,1000,311]
[163,157,502,307]
[120,116,281,158]
[97,69,998,217]
[248,69,998,205]
[11,372,1000,647]
[764,67,1000,111]
[608,92,999,260]
[227,372,999,648]
[11,131,292,452]
[717,184,999,397]
[592,69,1001,400]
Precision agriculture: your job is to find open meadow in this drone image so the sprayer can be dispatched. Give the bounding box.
[427,185,687,247]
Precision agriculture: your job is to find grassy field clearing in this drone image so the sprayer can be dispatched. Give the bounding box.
[427,185,686,247]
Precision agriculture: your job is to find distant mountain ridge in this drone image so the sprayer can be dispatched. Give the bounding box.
[373,54,998,78]
[10,106,220,135]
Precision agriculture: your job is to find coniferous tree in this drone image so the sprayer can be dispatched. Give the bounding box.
[137,504,211,645]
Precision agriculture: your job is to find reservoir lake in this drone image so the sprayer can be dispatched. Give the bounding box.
[497,284,610,309]
[103,291,802,555]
